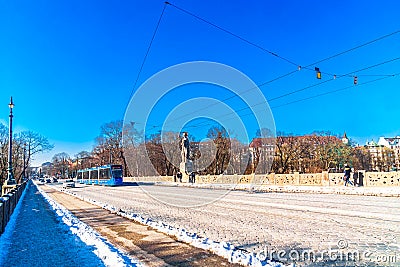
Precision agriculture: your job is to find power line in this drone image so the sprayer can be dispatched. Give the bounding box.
[154,58,399,131]
[126,2,168,109]
[305,30,400,68]
[269,57,400,101]
[148,66,399,133]
[142,16,400,127]
[166,2,400,78]
[152,55,399,129]
[271,73,399,109]
[161,70,300,128]
[164,54,398,127]
[127,2,400,134]
[177,73,399,131]
[165,2,299,67]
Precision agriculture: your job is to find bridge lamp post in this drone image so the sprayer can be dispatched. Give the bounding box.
[6,97,16,185]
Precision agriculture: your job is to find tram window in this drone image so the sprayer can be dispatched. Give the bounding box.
[99,169,110,179]
[91,171,98,179]
[112,169,123,178]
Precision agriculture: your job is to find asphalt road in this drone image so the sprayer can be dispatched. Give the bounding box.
[56,183,400,266]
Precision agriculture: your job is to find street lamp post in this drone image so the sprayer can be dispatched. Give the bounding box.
[6,97,16,185]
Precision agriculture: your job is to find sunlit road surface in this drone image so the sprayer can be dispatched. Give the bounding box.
[58,183,400,266]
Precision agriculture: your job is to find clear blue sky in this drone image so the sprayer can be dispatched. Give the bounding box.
[1,0,399,166]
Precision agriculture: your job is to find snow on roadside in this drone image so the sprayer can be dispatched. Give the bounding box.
[34,182,143,267]
[160,182,400,197]
[59,186,292,267]
[0,182,29,266]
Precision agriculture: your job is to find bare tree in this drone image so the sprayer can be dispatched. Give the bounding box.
[52,152,71,178]
[16,131,53,181]
[161,131,181,176]
[226,138,249,174]
[0,126,53,184]
[352,146,372,171]
[145,132,167,176]
[122,121,143,176]
[206,126,231,174]
[92,120,131,176]
[0,123,9,184]
[272,132,299,174]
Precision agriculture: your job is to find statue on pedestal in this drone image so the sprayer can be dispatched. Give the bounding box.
[180,132,192,180]
[181,132,190,163]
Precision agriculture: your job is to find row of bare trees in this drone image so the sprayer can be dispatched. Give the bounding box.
[45,122,248,177]
[0,123,53,185]
[271,131,370,173]
[122,128,392,175]
[43,120,396,178]
[44,121,129,178]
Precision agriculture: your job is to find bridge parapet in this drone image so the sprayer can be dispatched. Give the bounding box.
[125,171,400,187]
[0,181,28,235]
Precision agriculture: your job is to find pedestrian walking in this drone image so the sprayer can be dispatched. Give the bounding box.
[343,164,354,186]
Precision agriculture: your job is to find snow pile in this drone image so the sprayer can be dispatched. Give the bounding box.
[60,187,292,267]
[35,183,142,267]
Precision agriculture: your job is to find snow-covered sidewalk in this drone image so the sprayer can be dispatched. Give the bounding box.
[0,181,141,267]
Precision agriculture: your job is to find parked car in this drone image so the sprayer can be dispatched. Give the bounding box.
[62,179,75,188]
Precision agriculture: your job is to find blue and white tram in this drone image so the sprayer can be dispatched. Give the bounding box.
[76,164,123,186]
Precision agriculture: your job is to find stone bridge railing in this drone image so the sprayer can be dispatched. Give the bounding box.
[0,181,28,235]
[125,171,400,187]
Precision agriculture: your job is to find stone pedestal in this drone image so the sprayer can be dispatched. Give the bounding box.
[180,161,193,183]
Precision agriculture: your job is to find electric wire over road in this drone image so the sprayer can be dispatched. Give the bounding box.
[127,1,400,134]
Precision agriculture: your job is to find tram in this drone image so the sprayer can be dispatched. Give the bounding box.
[76,164,123,186]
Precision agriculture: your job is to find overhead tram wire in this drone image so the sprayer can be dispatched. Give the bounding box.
[269,57,400,102]
[166,2,400,77]
[158,57,400,131]
[177,57,400,132]
[161,53,400,131]
[188,56,400,118]
[271,73,400,109]
[149,2,400,129]
[128,2,400,133]
[305,29,400,68]
[165,2,299,67]
[181,73,400,131]
[125,2,168,109]
[141,1,303,129]
[146,60,399,135]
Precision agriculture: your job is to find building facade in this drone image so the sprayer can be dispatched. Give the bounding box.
[378,136,400,170]
[364,137,398,171]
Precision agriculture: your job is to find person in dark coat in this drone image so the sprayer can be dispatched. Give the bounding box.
[343,164,354,186]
